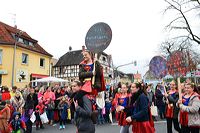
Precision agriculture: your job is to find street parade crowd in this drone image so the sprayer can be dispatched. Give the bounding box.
[0,50,200,133]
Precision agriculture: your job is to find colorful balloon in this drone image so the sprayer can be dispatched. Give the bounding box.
[149,56,167,79]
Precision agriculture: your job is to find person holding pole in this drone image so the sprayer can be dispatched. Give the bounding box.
[164,80,181,133]
[177,83,200,133]
[71,47,105,124]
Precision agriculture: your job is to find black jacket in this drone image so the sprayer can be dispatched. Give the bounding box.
[74,95,95,133]
[25,93,38,110]
[79,61,103,91]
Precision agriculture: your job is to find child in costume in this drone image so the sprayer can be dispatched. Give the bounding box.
[57,95,69,130]
[35,100,45,130]
[9,112,26,133]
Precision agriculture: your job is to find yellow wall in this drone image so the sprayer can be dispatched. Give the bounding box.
[0,44,51,88]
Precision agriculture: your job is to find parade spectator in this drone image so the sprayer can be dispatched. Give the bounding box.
[126,83,155,133]
[1,86,11,102]
[46,98,55,125]
[35,100,45,130]
[22,103,34,133]
[72,80,95,133]
[34,86,40,94]
[44,86,55,125]
[10,91,25,114]
[96,91,105,125]
[22,87,30,101]
[25,88,38,110]
[44,86,56,103]
[57,96,69,130]
[38,87,45,101]
[164,80,181,133]
[177,83,200,133]
[0,101,10,133]
[104,85,113,123]
[10,86,21,98]
[54,88,63,122]
[146,84,155,106]
[9,112,26,133]
[155,83,165,119]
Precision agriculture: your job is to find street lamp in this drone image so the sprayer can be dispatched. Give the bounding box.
[11,30,23,87]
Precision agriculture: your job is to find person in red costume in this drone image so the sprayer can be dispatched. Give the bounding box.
[177,83,200,133]
[164,80,181,133]
[113,84,132,133]
[0,101,10,133]
[73,48,105,106]
[126,82,155,133]
[71,47,105,124]
[35,100,45,130]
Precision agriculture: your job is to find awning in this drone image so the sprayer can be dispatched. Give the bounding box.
[31,73,49,78]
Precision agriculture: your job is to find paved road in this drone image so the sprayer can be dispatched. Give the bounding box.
[31,120,173,133]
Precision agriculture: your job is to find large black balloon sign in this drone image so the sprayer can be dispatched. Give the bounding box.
[85,22,112,53]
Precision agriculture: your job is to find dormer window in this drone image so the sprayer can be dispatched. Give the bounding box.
[23,39,29,45]
[18,37,23,43]
[12,33,34,47]
[29,42,33,46]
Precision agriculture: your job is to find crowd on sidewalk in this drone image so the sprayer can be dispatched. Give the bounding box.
[0,79,199,133]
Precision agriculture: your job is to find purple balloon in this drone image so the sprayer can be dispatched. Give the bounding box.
[149,56,167,79]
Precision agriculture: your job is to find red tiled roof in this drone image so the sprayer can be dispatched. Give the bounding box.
[0,21,52,57]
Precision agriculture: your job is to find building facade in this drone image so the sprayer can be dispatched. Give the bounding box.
[0,21,52,88]
[54,48,113,83]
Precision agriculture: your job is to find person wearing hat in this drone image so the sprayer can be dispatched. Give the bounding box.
[9,112,26,133]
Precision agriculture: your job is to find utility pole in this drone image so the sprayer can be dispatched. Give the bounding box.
[11,30,23,87]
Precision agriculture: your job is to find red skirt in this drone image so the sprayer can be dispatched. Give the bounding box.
[179,111,188,126]
[166,105,173,118]
[118,112,129,126]
[133,121,155,133]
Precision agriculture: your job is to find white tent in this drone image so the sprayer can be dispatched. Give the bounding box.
[164,74,173,79]
[31,76,68,83]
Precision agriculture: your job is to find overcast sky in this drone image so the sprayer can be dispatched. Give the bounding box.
[0,0,169,76]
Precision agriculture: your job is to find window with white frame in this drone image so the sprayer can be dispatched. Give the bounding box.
[22,53,28,64]
[0,49,2,64]
[40,58,45,67]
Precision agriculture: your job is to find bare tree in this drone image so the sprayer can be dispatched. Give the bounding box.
[164,0,200,44]
[160,0,200,67]
[160,38,200,68]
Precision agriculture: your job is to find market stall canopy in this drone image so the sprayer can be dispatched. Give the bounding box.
[163,74,173,79]
[31,76,68,83]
